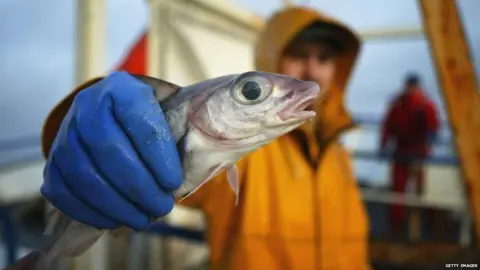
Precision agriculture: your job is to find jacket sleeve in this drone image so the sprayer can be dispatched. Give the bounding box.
[380,101,395,150]
[425,100,440,138]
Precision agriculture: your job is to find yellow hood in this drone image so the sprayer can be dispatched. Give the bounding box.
[255,6,362,147]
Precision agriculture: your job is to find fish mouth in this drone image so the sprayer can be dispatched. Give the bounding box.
[278,88,319,121]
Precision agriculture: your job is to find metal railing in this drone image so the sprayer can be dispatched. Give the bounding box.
[0,117,467,267]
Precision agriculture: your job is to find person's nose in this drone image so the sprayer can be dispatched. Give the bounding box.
[304,56,321,82]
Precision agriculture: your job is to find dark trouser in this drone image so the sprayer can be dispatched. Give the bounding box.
[389,161,424,233]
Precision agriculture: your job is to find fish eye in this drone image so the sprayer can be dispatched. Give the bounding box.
[241,81,262,101]
[232,75,272,105]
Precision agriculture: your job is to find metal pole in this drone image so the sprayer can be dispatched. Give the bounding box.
[148,0,162,78]
[0,206,17,267]
[360,27,424,40]
[146,1,171,269]
[147,0,169,79]
[419,0,480,241]
[75,0,106,82]
[73,1,108,270]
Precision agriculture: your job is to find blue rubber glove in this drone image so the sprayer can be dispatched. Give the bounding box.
[41,72,183,231]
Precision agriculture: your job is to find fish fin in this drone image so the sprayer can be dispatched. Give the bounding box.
[132,74,181,101]
[176,164,225,203]
[226,164,240,206]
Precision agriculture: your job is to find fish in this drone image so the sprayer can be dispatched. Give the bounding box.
[34,71,321,270]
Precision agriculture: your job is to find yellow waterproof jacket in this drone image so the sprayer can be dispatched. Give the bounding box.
[41,6,370,270]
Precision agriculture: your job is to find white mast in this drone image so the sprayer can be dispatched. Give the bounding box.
[72,0,108,270]
[75,0,106,82]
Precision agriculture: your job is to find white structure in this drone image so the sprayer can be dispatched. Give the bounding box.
[72,0,109,270]
[143,1,262,269]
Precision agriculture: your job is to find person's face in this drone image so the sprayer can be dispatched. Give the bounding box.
[404,82,419,92]
[278,40,337,90]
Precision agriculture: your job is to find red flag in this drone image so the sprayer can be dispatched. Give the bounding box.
[116,32,148,75]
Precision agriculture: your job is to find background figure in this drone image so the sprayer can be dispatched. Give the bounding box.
[380,73,440,237]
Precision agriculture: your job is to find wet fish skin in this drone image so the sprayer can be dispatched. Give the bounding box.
[36,71,320,269]
[160,71,320,201]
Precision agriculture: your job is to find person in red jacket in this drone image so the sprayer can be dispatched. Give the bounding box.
[380,73,440,236]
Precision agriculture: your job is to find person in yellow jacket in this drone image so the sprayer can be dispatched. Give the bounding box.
[180,7,371,269]
[7,5,370,270]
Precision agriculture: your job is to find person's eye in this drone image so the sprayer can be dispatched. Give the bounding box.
[289,51,309,59]
[317,52,333,62]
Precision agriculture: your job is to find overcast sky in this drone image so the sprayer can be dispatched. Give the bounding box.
[0,0,479,151]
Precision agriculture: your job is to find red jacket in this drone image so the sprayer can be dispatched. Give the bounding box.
[380,88,439,159]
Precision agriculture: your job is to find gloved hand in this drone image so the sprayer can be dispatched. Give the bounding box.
[41,72,183,231]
